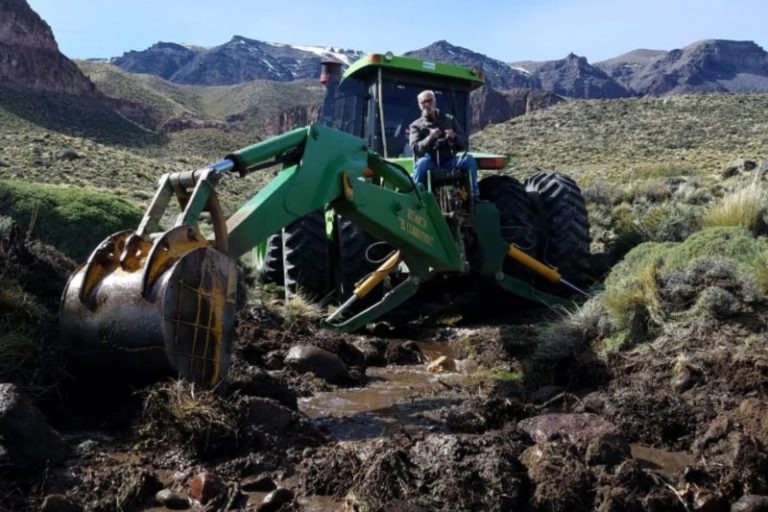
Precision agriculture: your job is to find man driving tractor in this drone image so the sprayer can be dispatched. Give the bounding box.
[408,89,479,197]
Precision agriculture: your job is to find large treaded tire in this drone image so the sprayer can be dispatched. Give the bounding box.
[259,233,284,286]
[479,175,538,254]
[336,218,391,311]
[524,171,591,283]
[282,211,333,301]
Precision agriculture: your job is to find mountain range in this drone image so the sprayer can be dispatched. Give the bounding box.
[109,35,768,100]
[5,0,768,137]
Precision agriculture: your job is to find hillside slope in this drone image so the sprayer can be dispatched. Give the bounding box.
[473,94,768,180]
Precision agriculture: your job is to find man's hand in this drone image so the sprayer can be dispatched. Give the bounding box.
[428,128,440,142]
[444,129,456,140]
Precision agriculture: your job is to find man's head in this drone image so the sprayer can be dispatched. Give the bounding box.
[418,90,437,119]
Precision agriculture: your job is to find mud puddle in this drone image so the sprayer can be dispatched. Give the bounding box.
[630,443,696,476]
[299,340,478,441]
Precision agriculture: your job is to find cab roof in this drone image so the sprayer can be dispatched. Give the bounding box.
[342,53,485,91]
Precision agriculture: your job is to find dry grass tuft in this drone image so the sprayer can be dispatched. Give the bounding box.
[702,181,768,235]
[281,290,323,332]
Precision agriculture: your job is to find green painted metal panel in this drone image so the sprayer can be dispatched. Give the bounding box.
[343,54,484,89]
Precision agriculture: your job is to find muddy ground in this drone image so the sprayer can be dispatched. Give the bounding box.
[2,228,768,511]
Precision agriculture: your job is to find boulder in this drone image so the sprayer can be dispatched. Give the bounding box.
[518,412,629,465]
[243,397,300,433]
[154,489,190,510]
[227,364,297,408]
[0,383,67,472]
[284,345,351,384]
[189,471,226,505]
[53,148,79,161]
[257,488,293,512]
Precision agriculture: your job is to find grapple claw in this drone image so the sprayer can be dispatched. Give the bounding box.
[60,226,237,386]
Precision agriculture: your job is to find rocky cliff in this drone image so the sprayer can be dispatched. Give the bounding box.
[470,87,563,132]
[0,0,98,97]
[596,40,768,96]
[517,53,633,99]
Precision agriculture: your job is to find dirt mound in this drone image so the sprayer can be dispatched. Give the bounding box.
[301,431,530,511]
[0,221,75,386]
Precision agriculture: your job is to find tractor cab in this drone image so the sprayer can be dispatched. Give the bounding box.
[319,53,489,171]
[319,53,504,219]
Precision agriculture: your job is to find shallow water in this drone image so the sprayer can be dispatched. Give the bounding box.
[299,340,477,441]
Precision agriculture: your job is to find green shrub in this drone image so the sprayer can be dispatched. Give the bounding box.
[637,204,702,242]
[599,227,768,350]
[0,180,142,261]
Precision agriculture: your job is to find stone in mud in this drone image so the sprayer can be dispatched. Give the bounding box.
[353,338,387,366]
[732,495,768,512]
[243,396,299,433]
[384,340,424,365]
[155,489,190,510]
[227,364,298,408]
[519,413,628,454]
[257,487,293,512]
[0,383,68,472]
[284,344,352,384]
[190,471,226,505]
[241,474,277,492]
[40,494,82,512]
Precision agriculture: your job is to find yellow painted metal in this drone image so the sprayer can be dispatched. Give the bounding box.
[354,251,401,298]
[60,171,237,387]
[506,245,561,283]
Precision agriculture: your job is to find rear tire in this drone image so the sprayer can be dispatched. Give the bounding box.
[524,172,591,283]
[282,211,333,301]
[479,175,538,254]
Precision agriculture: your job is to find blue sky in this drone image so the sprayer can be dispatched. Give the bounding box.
[26,0,768,64]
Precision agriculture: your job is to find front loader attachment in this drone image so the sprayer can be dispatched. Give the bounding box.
[60,165,238,387]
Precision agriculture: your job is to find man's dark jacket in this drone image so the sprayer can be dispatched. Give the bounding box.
[409,110,467,164]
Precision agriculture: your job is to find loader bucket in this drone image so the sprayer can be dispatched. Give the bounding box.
[60,225,238,387]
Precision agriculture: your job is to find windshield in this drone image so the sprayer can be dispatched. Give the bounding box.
[323,77,366,137]
[324,73,469,158]
[374,81,468,158]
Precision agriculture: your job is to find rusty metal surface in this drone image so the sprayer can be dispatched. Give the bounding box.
[60,230,237,386]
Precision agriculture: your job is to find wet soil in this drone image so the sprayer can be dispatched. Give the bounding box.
[3,228,768,510]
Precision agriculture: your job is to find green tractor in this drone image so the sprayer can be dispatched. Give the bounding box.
[59,52,590,386]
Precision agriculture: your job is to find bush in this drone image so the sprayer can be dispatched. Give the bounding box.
[0,180,142,261]
[599,227,768,350]
[702,181,768,235]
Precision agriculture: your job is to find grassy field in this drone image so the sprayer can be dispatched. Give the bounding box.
[473,94,768,183]
[2,85,767,260]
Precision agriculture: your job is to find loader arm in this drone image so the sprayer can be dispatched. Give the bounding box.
[224,124,464,275]
[60,124,465,387]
